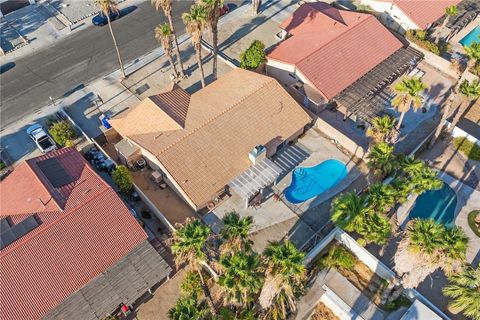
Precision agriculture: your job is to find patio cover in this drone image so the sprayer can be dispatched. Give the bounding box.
[229,158,283,199]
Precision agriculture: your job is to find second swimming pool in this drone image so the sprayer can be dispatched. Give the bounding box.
[284,159,348,204]
[460,25,480,47]
[408,183,457,227]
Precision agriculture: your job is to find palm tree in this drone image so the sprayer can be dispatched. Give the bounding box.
[367,182,395,212]
[152,0,185,77]
[408,165,443,196]
[398,154,423,177]
[183,4,208,88]
[217,252,263,306]
[435,5,457,44]
[443,265,480,319]
[367,142,397,179]
[366,115,396,144]
[200,0,223,80]
[180,271,203,298]
[155,23,179,78]
[391,77,427,131]
[170,219,216,315]
[358,211,392,245]
[331,192,369,231]
[259,241,306,318]
[394,219,468,290]
[94,0,126,78]
[448,79,480,134]
[220,211,253,254]
[168,296,208,320]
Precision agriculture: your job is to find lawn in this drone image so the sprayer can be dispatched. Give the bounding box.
[452,137,480,161]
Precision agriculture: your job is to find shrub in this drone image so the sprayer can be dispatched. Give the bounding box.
[318,245,356,271]
[112,165,133,195]
[0,161,6,170]
[180,271,202,298]
[48,120,77,147]
[240,40,266,70]
[453,137,480,161]
[406,29,444,55]
[383,295,412,311]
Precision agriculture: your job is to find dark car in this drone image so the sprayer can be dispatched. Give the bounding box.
[92,11,120,26]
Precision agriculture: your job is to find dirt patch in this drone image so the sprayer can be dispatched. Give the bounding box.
[311,302,340,320]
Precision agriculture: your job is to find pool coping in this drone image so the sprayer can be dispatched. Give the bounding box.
[450,17,480,53]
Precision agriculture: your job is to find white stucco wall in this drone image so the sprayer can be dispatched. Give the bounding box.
[361,0,420,33]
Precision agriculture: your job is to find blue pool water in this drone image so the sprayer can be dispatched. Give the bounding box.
[284,159,348,204]
[460,25,480,47]
[408,184,457,227]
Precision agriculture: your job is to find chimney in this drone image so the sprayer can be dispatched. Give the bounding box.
[249,145,267,165]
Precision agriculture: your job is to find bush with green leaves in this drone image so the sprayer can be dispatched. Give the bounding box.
[0,161,6,170]
[240,40,266,70]
[406,29,443,55]
[112,165,133,195]
[180,271,203,298]
[318,245,356,271]
[48,120,77,147]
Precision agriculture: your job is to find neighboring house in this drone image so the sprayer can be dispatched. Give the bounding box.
[108,68,312,211]
[0,148,172,320]
[266,2,423,123]
[360,0,462,33]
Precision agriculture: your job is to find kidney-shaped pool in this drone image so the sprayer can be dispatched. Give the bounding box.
[284,159,348,204]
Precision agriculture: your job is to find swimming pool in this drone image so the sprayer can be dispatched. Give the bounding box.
[284,159,348,204]
[460,25,480,47]
[408,184,457,226]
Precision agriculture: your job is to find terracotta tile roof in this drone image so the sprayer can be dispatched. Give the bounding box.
[378,0,462,30]
[110,69,311,208]
[267,2,403,100]
[0,148,148,320]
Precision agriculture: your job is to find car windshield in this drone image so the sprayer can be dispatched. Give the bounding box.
[38,136,53,149]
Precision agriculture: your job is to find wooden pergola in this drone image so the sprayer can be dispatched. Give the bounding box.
[334,46,424,123]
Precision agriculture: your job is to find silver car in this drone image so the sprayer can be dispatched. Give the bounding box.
[26,124,57,153]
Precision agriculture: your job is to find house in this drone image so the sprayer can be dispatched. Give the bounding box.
[360,0,462,33]
[266,2,423,123]
[108,68,312,211]
[0,148,172,320]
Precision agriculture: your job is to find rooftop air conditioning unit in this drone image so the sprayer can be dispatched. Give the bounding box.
[249,145,266,165]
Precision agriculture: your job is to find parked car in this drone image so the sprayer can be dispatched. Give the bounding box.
[92,11,120,26]
[26,124,57,153]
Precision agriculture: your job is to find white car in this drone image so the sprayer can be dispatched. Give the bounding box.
[26,124,57,153]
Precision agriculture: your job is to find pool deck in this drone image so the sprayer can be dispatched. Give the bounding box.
[439,171,480,265]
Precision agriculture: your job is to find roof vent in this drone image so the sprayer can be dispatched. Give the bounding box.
[249,145,266,165]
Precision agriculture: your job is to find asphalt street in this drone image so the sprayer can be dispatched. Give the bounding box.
[0,0,193,128]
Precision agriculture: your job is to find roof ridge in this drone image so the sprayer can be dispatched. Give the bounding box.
[0,187,113,257]
[156,75,276,156]
[306,2,347,27]
[295,13,373,68]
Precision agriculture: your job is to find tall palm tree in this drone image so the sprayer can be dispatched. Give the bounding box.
[331,192,370,231]
[448,79,480,134]
[220,211,253,254]
[435,5,457,44]
[155,23,179,78]
[408,165,443,196]
[367,142,397,179]
[443,265,480,320]
[367,182,395,212]
[217,252,263,306]
[398,154,424,177]
[366,115,396,144]
[94,0,126,78]
[358,211,392,245]
[200,0,223,80]
[152,0,185,77]
[259,241,306,318]
[168,296,208,320]
[170,219,216,315]
[391,77,427,131]
[183,4,208,88]
[394,219,468,290]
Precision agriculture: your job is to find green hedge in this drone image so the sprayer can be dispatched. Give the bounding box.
[406,29,448,56]
[453,137,480,161]
[48,120,77,147]
[112,165,133,195]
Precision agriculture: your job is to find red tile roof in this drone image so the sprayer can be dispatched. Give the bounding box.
[267,2,403,100]
[378,0,462,30]
[0,148,147,320]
